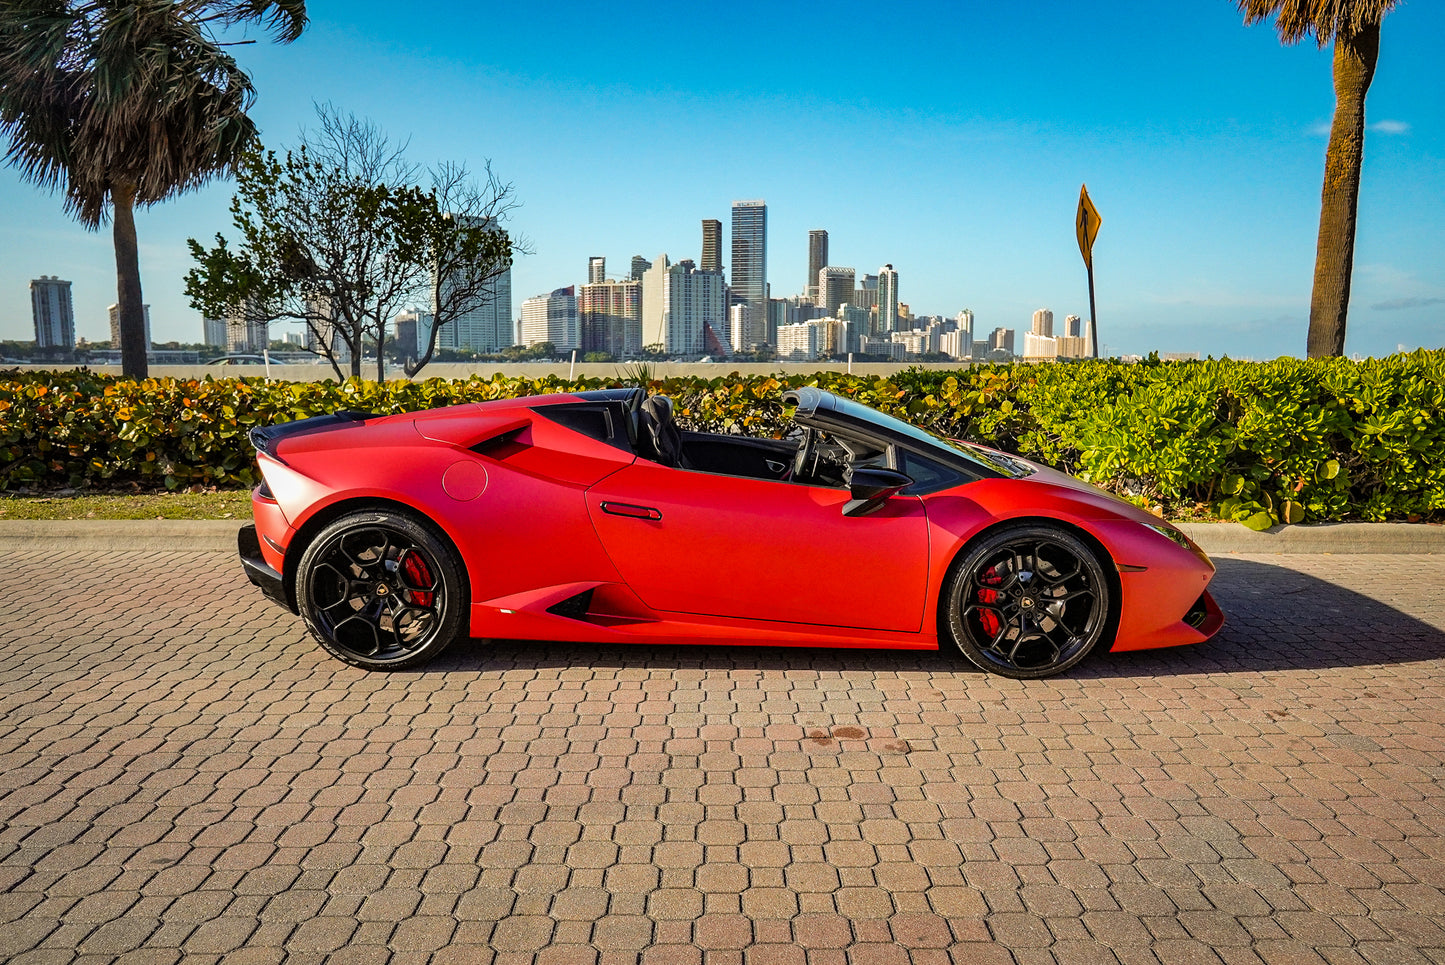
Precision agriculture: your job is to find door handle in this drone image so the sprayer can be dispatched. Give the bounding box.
[600,501,663,521]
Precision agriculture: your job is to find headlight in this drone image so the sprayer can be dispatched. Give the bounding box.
[1143,522,1193,550]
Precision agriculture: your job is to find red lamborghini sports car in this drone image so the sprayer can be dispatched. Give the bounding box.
[238,386,1222,679]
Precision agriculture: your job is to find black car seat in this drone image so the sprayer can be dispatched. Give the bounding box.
[637,395,685,467]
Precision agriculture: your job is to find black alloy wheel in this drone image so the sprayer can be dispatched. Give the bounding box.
[296,510,466,670]
[944,525,1111,679]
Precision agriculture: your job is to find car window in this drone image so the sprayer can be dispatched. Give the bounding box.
[895,448,965,495]
[821,394,1034,479]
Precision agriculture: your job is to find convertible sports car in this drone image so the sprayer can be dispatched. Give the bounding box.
[238,386,1222,679]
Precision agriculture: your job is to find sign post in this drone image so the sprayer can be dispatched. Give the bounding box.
[1076,184,1102,359]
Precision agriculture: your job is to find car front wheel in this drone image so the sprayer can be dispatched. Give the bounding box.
[943,524,1111,679]
[296,510,466,670]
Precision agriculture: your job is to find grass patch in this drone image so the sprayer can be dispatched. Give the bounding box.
[0,490,249,520]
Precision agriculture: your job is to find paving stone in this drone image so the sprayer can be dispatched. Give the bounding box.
[2,547,1444,962]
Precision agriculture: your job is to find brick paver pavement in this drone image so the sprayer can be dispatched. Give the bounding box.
[0,546,1442,965]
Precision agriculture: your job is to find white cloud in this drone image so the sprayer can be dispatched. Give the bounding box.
[1368,119,1410,134]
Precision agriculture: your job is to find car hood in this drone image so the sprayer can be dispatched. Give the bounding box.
[956,441,1173,530]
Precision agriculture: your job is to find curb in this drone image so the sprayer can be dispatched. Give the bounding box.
[1175,521,1445,555]
[2,518,1442,555]
[0,519,242,552]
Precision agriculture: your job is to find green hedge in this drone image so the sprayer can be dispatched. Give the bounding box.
[2,352,1443,528]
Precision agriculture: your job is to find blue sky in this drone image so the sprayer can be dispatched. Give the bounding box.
[2,0,1441,358]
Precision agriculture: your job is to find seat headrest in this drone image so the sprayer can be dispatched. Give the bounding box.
[638,395,682,467]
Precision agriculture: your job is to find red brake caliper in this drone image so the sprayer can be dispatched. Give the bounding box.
[976,565,1001,637]
[400,552,435,608]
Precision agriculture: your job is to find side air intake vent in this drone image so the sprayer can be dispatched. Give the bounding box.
[546,589,595,621]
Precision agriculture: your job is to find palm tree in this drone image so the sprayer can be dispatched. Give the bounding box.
[1237,0,1399,358]
[0,1,307,378]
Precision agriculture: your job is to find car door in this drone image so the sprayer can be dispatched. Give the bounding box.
[586,461,930,632]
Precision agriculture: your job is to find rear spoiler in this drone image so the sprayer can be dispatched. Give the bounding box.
[248,410,376,459]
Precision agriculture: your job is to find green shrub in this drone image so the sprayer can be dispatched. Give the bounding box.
[2,352,1442,527]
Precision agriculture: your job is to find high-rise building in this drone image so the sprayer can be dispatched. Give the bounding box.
[394,309,434,356]
[227,302,270,354]
[1024,332,1057,360]
[877,265,900,334]
[642,254,726,356]
[1065,314,1084,338]
[700,220,722,273]
[838,303,870,354]
[440,263,512,353]
[1031,308,1054,337]
[578,279,642,357]
[956,309,975,344]
[202,317,228,348]
[816,267,855,317]
[519,286,579,352]
[434,216,513,353]
[30,276,74,350]
[630,256,651,281]
[854,274,878,313]
[588,257,606,286]
[989,327,1015,355]
[807,230,828,300]
[940,329,969,360]
[393,313,419,357]
[108,303,152,348]
[730,200,768,350]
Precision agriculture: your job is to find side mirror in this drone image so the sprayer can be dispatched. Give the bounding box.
[843,467,913,517]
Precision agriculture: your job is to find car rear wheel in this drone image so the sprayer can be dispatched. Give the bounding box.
[296,510,466,670]
[943,524,1110,679]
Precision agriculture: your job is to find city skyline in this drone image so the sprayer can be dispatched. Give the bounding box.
[1,1,1441,359]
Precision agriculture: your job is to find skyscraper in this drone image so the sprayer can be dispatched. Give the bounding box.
[520,286,579,352]
[817,267,855,316]
[434,217,513,353]
[807,230,828,300]
[877,265,900,334]
[588,256,606,285]
[578,279,642,357]
[730,200,768,349]
[394,309,434,356]
[630,256,651,281]
[642,254,726,356]
[30,276,74,350]
[108,303,152,348]
[228,302,271,354]
[1065,314,1083,337]
[956,309,975,344]
[1031,308,1054,337]
[700,220,722,273]
[202,317,228,348]
[855,274,879,313]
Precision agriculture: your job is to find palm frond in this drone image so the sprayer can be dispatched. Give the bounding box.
[1236,0,1400,47]
[0,0,306,226]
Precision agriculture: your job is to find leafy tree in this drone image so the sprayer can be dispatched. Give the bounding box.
[0,0,306,379]
[1237,0,1399,358]
[186,106,517,380]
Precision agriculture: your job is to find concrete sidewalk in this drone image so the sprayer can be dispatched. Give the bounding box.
[2,518,1442,554]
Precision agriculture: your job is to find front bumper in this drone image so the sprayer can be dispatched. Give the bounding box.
[238,524,294,613]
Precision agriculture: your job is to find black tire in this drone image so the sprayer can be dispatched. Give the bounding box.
[295,510,466,670]
[942,524,1111,679]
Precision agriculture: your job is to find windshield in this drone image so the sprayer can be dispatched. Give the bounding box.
[825,394,1035,480]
